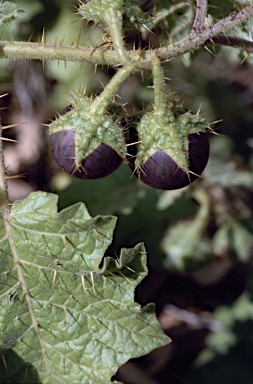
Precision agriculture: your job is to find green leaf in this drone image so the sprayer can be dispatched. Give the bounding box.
[0,191,169,383]
[0,2,24,25]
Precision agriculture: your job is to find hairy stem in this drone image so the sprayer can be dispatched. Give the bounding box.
[158,5,253,59]
[152,58,167,117]
[90,62,136,114]
[104,8,130,65]
[0,6,252,64]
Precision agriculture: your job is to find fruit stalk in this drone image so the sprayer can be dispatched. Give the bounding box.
[90,6,136,115]
[152,58,174,123]
[90,62,136,115]
[104,8,130,65]
[152,58,166,117]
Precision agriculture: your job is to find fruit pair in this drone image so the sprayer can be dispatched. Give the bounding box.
[49,97,210,190]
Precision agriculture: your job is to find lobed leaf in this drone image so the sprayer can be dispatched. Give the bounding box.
[0,191,169,383]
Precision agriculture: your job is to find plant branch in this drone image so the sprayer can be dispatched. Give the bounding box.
[0,41,107,63]
[152,58,167,117]
[191,0,208,33]
[104,8,130,65]
[90,62,136,114]
[208,34,253,53]
[158,5,253,60]
[0,5,253,65]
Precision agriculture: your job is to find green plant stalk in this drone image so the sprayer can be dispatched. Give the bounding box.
[0,4,253,65]
[104,8,130,65]
[89,6,137,115]
[90,62,136,115]
[152,58,169,118]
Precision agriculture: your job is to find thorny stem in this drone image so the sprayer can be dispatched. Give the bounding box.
[0,5,253,65]
[104,8,130,65]
[210,35,253,52]
[158,5,253,60]
[152,58,167,117]
[191,0,208,33]
[90,6,137,116]
[90,62,136,115]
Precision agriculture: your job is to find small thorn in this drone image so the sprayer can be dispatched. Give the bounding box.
[1,138,18,143]
[52,270,57,289]
[81,275,88,300]
[2,123,24,130]
[28,30,35,42]
[41,28,46,45]
[126,140,141,147]
[90,272,96,295]
[6,173,26,179]
[196,103,202,115]
[203,45,216,56]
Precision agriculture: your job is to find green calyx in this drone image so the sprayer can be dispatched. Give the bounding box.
[124,4,152,27]
[79,0,124,26]
[78,0,151,29]
[49,97,127,166]
[135,102,209,172]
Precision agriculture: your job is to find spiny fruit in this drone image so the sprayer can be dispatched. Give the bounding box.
[49,97,126,179]
[133,104,210,190]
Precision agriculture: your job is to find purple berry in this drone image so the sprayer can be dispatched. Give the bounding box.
[137,133,210,190]
[50,130,123,179]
